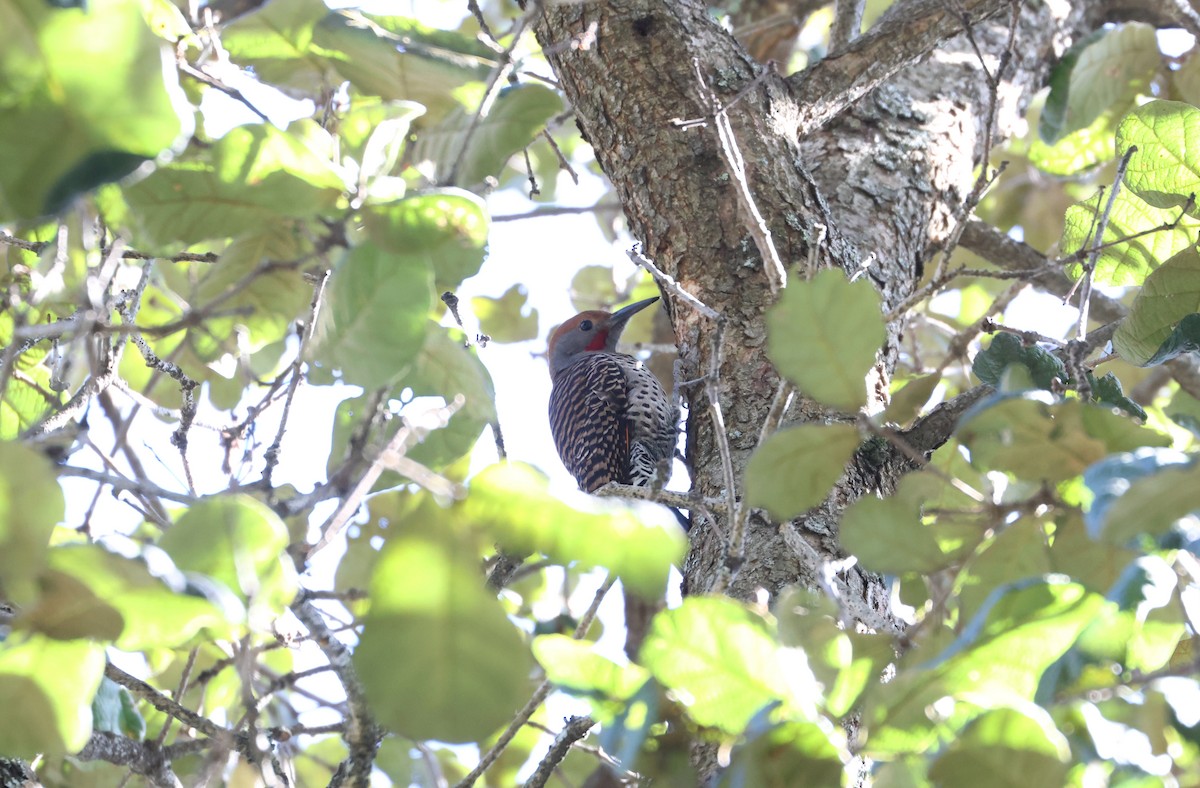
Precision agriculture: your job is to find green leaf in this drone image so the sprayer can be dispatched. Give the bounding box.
[1081,448,1186,538]
[0,311,63,436]
[464,463,685,597]
[532,634,649,719]
[16,544,227,649]
[157,221,313,366]
[125,122,344,247]
[744,424,859,520]
[1165,386,1200,437]
[472,285,538,343]
[1030,24,1161,176]
[957,394,1168,482]
[412,83,565,187]
[400,328,497,471]
[640,597,815,735]
[0,442,64,605]
[722,720,846,788]
[313,11,493,120]
[325,326,492,482]
[91,676,144,740]
[883,373,941,426]
[971,333,1067,390]
[1059,191,1199,286]
[1079,557,1184,673]
[157,495,297,620]
[841,473,957,575]
[0,0,188,221]
[219,0,334,95]
[928,707,1070,788]
[1088,371,1145,420]
[0,634,106,756]
[957,519,1053,622]
[1094,455,1200,545]
[767,270,884,410]
[1048,513,1136,595]
[866,580,1104,755]
[354,516,533,743]
[775,587,893,717]
[361,189,489,290]
[1114,246,1200,365]
[308,241,433,389]
[340,100,426,190]
[1038,29,1105,144]
[1116,100,1200,216]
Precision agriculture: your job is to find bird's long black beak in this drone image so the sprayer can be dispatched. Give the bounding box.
[608,296,660,329]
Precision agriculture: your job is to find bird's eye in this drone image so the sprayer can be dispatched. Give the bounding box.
[579,319,593,331]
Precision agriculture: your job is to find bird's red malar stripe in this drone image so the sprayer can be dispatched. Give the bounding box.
[585,331,610,351]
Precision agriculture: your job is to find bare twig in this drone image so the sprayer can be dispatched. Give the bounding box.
[679,59,787,293]
[106,663,239,749]
[829,0,865,54]
[493,202,621,222]
[541,129,580,185]
[1074,146,1136,342]
[522,716,597,788]
[291,595,382,787]
[626,246,719,322]
[522,147,541,198]
[447,5,538,185]
[262,271,329,490]
[305,396,465,562]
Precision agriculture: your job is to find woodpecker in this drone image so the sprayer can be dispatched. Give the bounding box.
[547,297,678,495]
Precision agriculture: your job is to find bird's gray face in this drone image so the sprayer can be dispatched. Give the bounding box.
[547,297,661,378]
[548,311,611,377]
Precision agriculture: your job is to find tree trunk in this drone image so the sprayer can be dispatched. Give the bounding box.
[531,0,1122,777]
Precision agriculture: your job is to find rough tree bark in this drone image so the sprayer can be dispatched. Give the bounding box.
[531,0,1177,777]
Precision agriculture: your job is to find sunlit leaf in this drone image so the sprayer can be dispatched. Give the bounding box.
[219,0,334,96]
[1114,247,1200,365]
[0,442,64,605]
[928,707,1070,788]
[308,241,433,389]
[640,597,816,735]
[1059,191,1198,286]
[957,393,1169,482]
[157,495,297,621]
[0,634,106,756]
[0,0,189,221]
[866,580,1104,755]
[125,122,344,247]
[361,189,489,289]
[16,544,228,649]
[1116,100,1200,216]
[473,284,538,343]
[533,634,649,722]
[745,424,859,520]
[412,83,565,187]
[314,11,493,120]
[464,463,685,597]
[355,516,532,743]
[766,269,884,411]
[883,373,941,426]
[841,472,959,575]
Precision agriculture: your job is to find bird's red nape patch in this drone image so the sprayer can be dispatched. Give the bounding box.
[586,330,610,351]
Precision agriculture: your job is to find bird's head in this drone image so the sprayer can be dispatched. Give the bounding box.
[547,296,660,377]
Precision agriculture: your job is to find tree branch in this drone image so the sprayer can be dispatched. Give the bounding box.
[788,0,1010,134]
